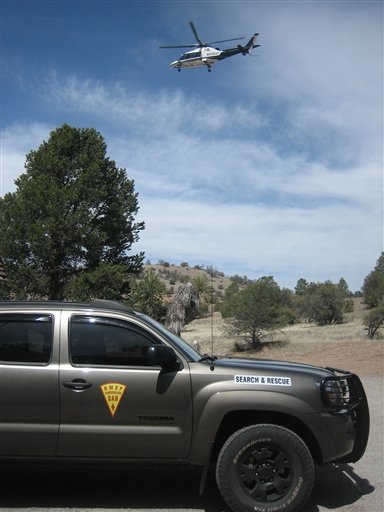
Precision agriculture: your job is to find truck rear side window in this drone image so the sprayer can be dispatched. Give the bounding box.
[0,314,53,364]
[70,315,160,367]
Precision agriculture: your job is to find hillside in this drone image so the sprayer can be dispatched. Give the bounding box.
[145,262,234,300]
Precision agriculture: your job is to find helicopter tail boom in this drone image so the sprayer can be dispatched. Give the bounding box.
[217,33,260,61]
[241,33,260,54]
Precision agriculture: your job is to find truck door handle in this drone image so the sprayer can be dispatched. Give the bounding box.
[63,379,93,391]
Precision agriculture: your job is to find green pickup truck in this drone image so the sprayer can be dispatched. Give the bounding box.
[0,300,369,512]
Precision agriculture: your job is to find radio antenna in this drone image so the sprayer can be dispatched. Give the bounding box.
[210,267,214,357]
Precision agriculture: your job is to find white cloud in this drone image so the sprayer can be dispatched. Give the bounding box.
[244,1,382,101]
[230,1,383,161]
[0,122,53,195]
[42,73,264,137]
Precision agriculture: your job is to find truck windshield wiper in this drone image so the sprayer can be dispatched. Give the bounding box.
[198,355,217,363]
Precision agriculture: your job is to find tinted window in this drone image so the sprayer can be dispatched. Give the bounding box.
[0,314,53,364]
[70,316,160,366]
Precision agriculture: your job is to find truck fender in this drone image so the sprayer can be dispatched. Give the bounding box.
[191,389,317,466]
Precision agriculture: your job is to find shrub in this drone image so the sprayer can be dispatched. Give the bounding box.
[364,301,384,339]
[297,281,346,325]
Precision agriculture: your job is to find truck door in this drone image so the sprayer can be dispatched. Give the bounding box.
[57,313,193,459]
[0,312,59,456]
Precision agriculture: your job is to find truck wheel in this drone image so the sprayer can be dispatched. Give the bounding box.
[216,424,314,512]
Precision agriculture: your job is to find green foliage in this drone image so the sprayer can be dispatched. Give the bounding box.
[374,252,384,273]
[65,264,134,301]
[230,274,249,286]
[0,124,144,300]
[362,253,384,308]
[129,270,167,320]
[221,276,287,349]
[344,298,354,313]
[223,281,241,301]
[279,287,298,325]
[191,274,212,315]
[337,277,350,297]
[296,281,346,325]
[364,301,384,339]
[295,278,309,296]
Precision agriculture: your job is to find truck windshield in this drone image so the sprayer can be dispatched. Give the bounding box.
[137,312,202,361]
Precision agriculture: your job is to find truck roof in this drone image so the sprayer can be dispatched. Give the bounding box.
[0,299,135,314]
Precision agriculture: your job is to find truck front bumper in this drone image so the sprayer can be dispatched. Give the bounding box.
[319,371,370,464]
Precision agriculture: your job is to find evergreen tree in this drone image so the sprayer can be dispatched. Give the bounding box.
[362,253,384,308]
[337,278,350,297]
[0,124,144,300]
[221,276,286,349]
[295,278,309,296]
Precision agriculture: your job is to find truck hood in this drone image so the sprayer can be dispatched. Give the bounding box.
[212,356,337,379]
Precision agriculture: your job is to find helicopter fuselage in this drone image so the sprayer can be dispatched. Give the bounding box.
[171,46,221,70]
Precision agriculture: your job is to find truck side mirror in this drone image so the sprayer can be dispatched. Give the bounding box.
[147,345,180,372]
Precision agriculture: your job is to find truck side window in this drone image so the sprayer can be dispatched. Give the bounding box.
[69,315,160,367]
[0,314,52,364]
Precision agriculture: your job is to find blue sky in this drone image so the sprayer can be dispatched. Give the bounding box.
[1,0,383,292]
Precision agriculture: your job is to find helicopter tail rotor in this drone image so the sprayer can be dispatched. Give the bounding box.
[238,33,260,55]
[238,45,249,56]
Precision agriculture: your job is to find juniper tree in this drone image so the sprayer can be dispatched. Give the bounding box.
[362,253,384,308]
[221,276,286,349]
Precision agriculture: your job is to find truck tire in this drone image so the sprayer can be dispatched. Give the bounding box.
[216,424,314,512]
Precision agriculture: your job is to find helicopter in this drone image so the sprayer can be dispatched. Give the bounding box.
[160,21,260,72]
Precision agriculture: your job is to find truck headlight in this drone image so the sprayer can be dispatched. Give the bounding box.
[320,376,355,410]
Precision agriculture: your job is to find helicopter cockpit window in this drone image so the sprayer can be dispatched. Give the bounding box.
[180,50,201,61]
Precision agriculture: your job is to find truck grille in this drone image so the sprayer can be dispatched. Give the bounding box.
[321,368,370,463]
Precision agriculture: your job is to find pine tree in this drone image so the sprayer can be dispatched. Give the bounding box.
[0,124,144,299]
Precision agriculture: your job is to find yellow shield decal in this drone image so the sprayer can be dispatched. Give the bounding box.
[101,382,126,417]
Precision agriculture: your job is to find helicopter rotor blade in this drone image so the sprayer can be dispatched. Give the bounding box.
[159,21,245,50]
[208,37,245,45]
[159,44,199,49]
[189,21,204,46]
